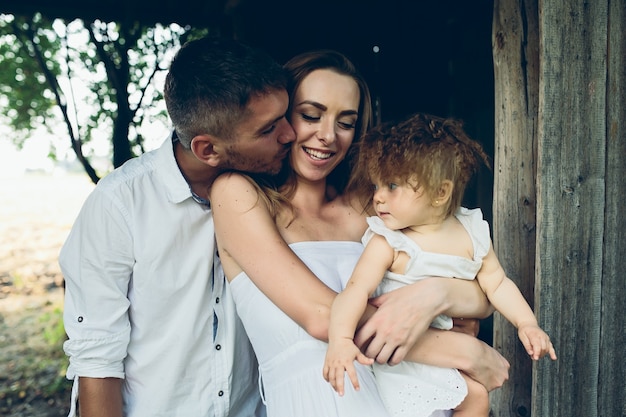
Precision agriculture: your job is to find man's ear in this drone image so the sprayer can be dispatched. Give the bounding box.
[190,134,222,167]
[435,180,454,205]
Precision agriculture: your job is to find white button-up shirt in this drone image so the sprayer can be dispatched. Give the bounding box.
[60,134,263,417]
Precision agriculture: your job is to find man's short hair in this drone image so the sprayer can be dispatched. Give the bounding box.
[164,36,288,148]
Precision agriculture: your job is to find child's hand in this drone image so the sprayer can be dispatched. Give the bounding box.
[518,324,557,361]
[323,337,374,396]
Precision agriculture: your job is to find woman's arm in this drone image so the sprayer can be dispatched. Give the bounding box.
[355,277,493,364]
[404,329,510,392]
[210,173,336,339]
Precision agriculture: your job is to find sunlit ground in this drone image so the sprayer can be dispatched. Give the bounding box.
[0,155,94,415]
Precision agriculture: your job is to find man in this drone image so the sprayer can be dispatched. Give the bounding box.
[61,36,295,417]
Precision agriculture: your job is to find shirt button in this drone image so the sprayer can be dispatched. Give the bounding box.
[218,390,224,397]
[215,297,220,304]
[77,316,84,323]
[215,344,221,350]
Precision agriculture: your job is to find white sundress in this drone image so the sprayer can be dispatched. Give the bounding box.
[364,207,491,417]
[229,241,391,417]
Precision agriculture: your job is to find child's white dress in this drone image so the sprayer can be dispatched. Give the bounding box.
[228,241,391,417]
[364,207,490,417]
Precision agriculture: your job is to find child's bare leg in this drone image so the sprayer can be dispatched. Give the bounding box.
[452,372,489,416]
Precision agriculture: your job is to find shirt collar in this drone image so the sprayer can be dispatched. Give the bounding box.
[156,131,210,209]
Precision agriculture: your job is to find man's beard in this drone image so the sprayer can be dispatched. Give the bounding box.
[223,146,285,175]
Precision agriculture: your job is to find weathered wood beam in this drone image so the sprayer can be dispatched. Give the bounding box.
[491,0,539,414]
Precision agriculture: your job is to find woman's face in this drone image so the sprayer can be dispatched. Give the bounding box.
[289,69,360,184]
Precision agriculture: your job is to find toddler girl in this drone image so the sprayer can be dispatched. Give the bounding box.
[323,112,557,417]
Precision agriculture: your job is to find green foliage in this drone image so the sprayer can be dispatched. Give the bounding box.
[0,13,207,180]
[0,14,60,147]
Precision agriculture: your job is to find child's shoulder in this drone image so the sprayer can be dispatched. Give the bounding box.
[455,206,491,258]
[456,206,485,220]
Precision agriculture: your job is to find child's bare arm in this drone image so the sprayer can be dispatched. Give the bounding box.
[476,244,537,328]
[477,243,557,360]
[324,236,393,394]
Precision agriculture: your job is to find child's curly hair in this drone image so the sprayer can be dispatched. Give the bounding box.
[349,113,491,218]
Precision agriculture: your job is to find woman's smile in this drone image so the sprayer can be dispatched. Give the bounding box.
[303,146,334,161]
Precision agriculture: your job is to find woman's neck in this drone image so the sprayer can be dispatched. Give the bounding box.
[289,178,331,214]
[277,177,366,243]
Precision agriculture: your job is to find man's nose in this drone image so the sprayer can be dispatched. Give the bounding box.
[278,119,296,144]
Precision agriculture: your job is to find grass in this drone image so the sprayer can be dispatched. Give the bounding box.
[0,300,72,416]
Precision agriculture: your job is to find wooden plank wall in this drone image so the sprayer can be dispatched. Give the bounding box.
[491,0,539,415]
[598,0,626,414]
[491,0,626,415]
[535,0,607,415]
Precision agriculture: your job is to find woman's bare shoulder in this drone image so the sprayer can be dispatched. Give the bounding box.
[212,171,257,189]
[209,172,262,208]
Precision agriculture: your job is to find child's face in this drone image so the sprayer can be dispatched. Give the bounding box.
[371,179,439,231]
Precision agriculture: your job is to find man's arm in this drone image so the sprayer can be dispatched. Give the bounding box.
[61,190,133,417]
[78,377,123,417]
[355,277,493,364]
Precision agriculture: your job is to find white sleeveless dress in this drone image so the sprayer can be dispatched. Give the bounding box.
[229,241,391,417]
[365,207,491,417]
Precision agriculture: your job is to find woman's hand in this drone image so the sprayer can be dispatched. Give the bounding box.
[463,338,510,391]
[354,277,492,365]
[354,278,451,364]
[403,329,510,392]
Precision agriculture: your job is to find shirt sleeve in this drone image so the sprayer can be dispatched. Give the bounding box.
[61,187,134,379]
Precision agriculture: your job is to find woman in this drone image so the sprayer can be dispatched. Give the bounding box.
[208,50,508,416]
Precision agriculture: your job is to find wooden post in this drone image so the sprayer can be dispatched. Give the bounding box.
[535,0,608,415]
[491,0,539,415]
[598,0,626,414]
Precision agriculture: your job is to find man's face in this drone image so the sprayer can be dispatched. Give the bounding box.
[221,90,295,174]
